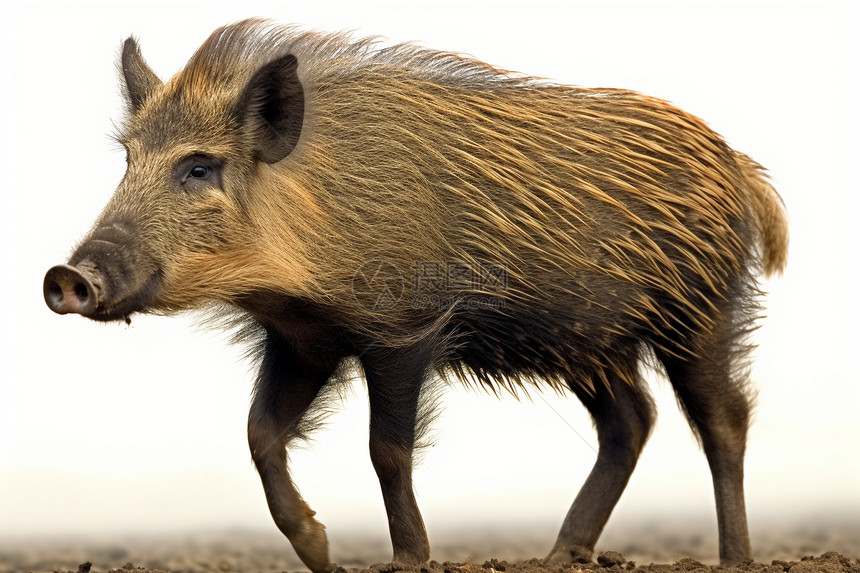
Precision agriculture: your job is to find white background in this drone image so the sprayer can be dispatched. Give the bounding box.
[1,0,858,556]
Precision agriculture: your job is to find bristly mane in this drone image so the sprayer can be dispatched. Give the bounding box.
[180,18,541,93]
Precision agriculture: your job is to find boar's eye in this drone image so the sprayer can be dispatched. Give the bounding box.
[189,165,209,179]
[175,154,223,191]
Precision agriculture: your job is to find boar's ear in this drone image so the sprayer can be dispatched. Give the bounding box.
[120,37,163,114]
[236,54,305,164]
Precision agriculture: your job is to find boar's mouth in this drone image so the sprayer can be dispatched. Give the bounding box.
[44,260,162,322]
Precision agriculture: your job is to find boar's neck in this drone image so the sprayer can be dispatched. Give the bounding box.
[235,290,355,358]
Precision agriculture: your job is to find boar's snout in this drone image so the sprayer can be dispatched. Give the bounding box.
[44,264,99,316]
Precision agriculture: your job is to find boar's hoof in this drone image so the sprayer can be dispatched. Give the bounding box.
[545,545,593,565]
[292,519,336,573]
[44,264,98,316]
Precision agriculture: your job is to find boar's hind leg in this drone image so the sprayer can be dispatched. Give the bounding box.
[361,345,434,566]
[546,359,655,564]
[658,308,753,565]
[248,332,340,573]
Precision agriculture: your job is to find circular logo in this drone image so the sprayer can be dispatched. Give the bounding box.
[351,259,405,312]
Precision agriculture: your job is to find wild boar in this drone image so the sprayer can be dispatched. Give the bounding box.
[44,19,788,572]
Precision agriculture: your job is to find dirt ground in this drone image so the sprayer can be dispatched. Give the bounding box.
[2,520,858,573]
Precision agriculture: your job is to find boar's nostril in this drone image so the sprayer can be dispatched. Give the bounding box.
[46,281,64,303]
[74,282,90,301]
[43,264,98,316]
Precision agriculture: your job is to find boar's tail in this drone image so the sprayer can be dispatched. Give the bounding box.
[737,153,789,277]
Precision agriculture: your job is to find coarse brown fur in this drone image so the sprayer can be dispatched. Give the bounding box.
[45,18,788,573]
[129,20,787,386]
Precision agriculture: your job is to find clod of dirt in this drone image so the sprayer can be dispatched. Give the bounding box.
[482,559,508,571]
[105,563,168,573]
[597,551,627,567]
[674,557,707,571]
[782,552,859,573]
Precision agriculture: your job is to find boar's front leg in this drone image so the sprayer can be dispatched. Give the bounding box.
[248,330,341,573]
[361,344,434,566]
